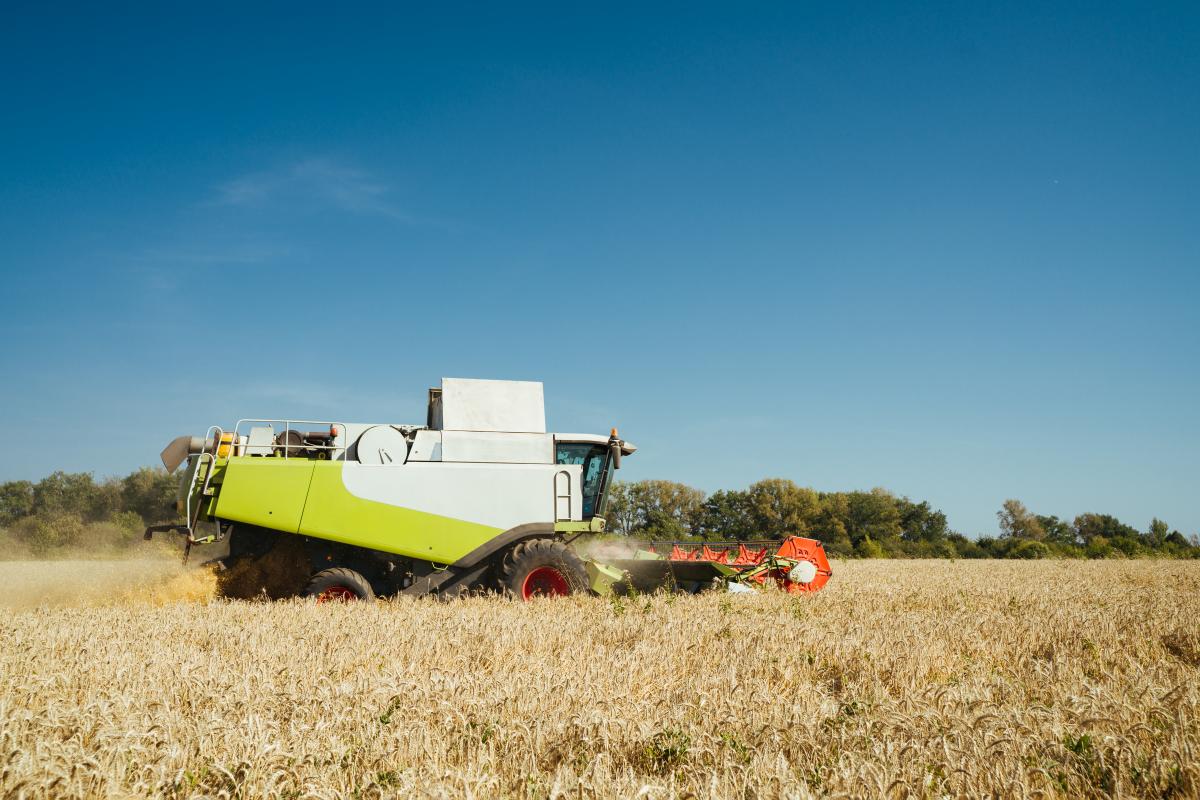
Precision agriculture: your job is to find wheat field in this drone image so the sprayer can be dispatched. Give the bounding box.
[0,559,1197,799]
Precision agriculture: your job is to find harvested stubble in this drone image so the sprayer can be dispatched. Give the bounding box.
[0,559,1197,799]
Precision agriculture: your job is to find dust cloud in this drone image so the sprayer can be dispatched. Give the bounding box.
[0,559,219,608]
[214,535,310,599]
[575,539,649,561]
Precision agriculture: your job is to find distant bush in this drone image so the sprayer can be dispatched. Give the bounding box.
[855,537,885,559]
[1085,537,1113,559]
[0,468,180,559]
[10,512,84,556]
[1007,540,1050,560]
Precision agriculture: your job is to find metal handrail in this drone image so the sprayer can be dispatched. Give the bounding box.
[231,418,352,460]
[183,425,223,537]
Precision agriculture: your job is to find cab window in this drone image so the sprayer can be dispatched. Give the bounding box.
[555,443,608,517]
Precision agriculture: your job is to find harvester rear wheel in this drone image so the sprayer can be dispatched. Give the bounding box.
[499,539,587,600]
[302,567,376,603]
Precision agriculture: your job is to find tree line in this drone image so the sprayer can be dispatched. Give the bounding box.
[607,479,1200,559]
[0,469,177,557]
[0,468,1195,559]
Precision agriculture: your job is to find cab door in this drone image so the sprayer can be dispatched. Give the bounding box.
[554,443,610,519]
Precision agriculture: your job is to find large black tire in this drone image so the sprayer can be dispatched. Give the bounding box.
[302,567,376,603]
[498,539,588,599]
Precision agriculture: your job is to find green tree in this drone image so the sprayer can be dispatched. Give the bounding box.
[1166,532,1195,551]
[897,498,950,542]
[32,471,104,520]
[622,480,706,540]
[1109,535,1145,557]
[698,489,755,540]
[1073,513,1139,543]
[843,489,902,546]
[1035,514,1075,545]
[605,481,638,535]
[93,478,123,521]
[809,493,852,555]
[997,499,1045,540]
[1146,518,1170,549]
[121,467,178,524]
[745,479,819,539]
[0,480,34,524]
[947,532,986,558]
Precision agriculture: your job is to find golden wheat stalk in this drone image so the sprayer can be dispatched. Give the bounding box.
[0,559,1196,798]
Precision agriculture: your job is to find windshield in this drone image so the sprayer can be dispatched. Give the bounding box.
[554,443,609,518]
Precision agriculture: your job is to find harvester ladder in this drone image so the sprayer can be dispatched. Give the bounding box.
[184,426,223,535]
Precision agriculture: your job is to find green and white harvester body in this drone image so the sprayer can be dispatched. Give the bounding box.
[148,378,831,601]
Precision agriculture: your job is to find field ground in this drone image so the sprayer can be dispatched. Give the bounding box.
[1,559,1197,799]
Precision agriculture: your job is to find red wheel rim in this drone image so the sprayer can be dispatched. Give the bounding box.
[521,566,570,599]
[317,586,357,603]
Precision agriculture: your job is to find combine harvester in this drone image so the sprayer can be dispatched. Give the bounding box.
[147,378,831,601]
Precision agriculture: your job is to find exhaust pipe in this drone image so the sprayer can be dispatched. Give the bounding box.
[160,435,209,473]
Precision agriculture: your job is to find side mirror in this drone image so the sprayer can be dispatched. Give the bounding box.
[610,441,622,470]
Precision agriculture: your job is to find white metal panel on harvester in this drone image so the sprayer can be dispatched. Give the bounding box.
[440,431,552,464]
[342,461,583,527]
[245,426,275,456]
[408,430,442,461]
[440,377,545,433]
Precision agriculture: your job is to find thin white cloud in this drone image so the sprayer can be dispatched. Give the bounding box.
[126,242,295,293]
[215,158,412,221]
[134,243,295,266]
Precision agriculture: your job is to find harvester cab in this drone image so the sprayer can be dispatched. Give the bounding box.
[146,377,831,600]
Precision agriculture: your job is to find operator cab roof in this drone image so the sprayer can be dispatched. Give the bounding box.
[555,433,637,455]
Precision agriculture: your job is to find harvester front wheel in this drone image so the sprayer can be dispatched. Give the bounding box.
[499,539,587,600]
[302,567,376,603]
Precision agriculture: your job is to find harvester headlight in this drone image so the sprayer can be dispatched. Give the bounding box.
[787,560,818,584]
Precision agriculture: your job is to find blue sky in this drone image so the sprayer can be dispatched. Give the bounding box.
[1,2,1196,537]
